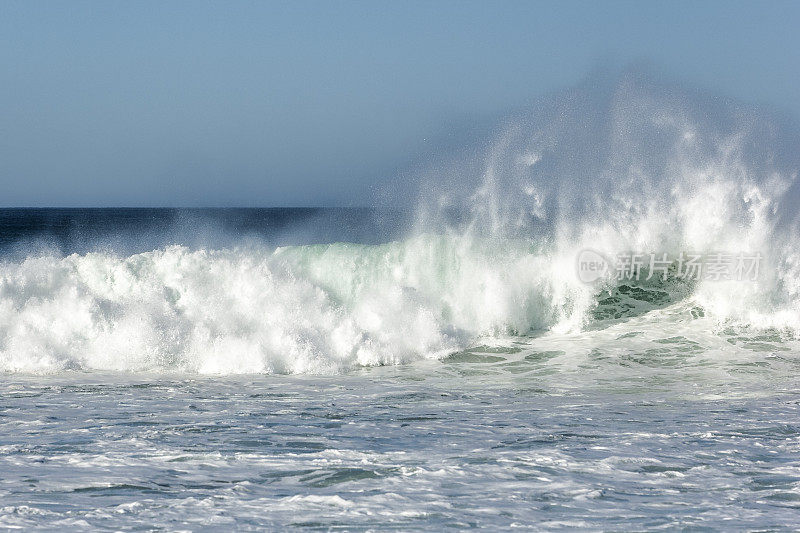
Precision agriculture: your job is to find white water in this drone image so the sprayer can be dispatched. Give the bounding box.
[3,73,800,531]
[0,236,583,374]
[2,73,800,375]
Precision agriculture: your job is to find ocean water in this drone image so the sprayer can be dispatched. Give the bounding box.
[2,210,799,531]
[3,75,800,529]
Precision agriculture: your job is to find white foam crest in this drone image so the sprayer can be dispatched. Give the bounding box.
[4,72,800,374]
[418,72,800,332]
[0,235,580,374]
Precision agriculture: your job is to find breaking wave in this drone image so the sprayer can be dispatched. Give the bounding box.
[0,237,573,373]
[2,70,800,374]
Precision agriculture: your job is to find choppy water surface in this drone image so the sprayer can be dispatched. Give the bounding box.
[2,330,799,530]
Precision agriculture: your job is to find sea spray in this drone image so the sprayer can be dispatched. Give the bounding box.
[2,72,800,374]
[416,70,800,331]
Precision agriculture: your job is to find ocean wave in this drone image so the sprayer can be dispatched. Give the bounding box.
[3,72,800,374]
[0,236,587,374]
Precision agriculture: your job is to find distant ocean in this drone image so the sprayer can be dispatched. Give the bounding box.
[3,75,800,529]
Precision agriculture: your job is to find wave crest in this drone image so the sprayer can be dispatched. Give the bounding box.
[0,236,588,374]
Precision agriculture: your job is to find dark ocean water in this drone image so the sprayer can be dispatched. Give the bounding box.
[0,208,411,257]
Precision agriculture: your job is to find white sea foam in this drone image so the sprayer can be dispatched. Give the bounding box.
[0,235,590,374]
[2,72,800,374]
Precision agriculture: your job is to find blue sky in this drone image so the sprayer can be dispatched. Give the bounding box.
[1,0,798,206]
